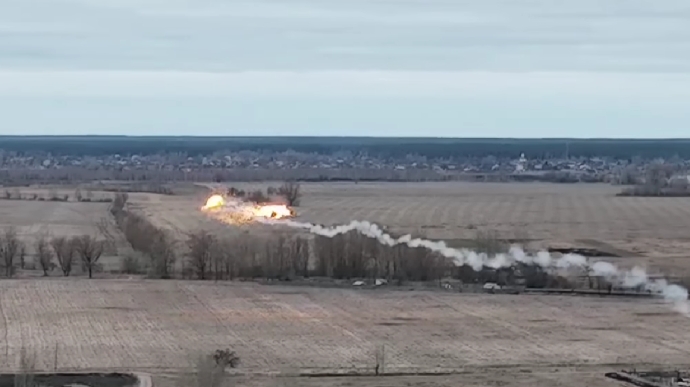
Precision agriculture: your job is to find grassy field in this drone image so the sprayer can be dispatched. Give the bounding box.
[134,182,690,274]
[0,279,686,377]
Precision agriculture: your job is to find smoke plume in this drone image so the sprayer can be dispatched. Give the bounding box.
[263,219,690,315]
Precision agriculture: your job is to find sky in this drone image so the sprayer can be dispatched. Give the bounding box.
[1,0,689,137]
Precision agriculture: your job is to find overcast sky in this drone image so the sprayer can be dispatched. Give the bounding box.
[1,0,689,137]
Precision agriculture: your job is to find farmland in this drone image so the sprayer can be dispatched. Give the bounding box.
[0,279,687,380]
[0,194,128,272]
[133,182,690,274]
[1,181,690,386]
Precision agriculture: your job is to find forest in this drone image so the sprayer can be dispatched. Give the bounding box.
[1,136,689,159]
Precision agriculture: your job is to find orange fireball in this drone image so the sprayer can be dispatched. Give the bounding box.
[201,194,295,222]
[202,194,225,211]
[253,204,294,219]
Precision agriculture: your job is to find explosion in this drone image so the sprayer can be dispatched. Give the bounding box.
[201,194,294,223]
[200,194,690,317]
[253,204,294,220]
[202,194,225,211]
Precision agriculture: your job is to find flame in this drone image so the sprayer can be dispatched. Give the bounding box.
[201,194,294,222]
[253,204,294,219]
[202,194,225,211]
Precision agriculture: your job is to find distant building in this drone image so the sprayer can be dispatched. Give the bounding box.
[515,153,527,173]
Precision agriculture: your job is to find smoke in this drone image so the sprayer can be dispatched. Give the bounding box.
[262,218,690,316]
[274,219,588,271]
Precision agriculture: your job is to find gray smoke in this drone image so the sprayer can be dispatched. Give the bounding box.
[263,219,690,315]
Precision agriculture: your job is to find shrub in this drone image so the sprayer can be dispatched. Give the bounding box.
[277,181,301,206]
[246,190,268,203]
[121,253,143,274]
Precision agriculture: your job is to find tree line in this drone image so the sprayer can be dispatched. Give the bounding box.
[0,190,600,289]
[227,181,301,206]
[109,191,575,288]
[3,136,690,159]
[617,163,690,197]
[0,228,104,278]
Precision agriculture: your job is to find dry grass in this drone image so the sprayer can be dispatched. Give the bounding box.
[0,195,129,273]
[133,182,690,274]
[0,279,688,374]
[0,181,688,387]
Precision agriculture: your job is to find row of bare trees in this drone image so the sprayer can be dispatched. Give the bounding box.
[618,163,690,197]
[108,191,566,287]
[2,188,114,203]
[313,231,575,287]
[111,193,176,278]
[0,227,104,278]
[183,230,309,281]
[177,227,557,287]
[227,181,302,206]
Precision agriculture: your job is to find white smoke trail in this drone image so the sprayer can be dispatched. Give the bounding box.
[261,218,690,315]
[273,219,588,271]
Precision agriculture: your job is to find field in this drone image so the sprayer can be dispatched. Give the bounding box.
[0,193,128,272]
[0,279,688,386]
[134,182,690,274]
[3,181,690,386]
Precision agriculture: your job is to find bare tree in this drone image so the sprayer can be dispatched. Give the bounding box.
[50,236,77,277]
[0,227,21,277]
[290,237,310,277]
[110,192,129,215]
[211,238,235,281]
[35,232,54,276]
[149,231,177,279]
[74,235,105,279]
[473,229,508,256]
[187,230,216,280]
[278,181,301,206]
[18,243,26,270]
[246,190,268,204]
[619,163,679,197]
[96,217,117,255]
[644,163,674,194]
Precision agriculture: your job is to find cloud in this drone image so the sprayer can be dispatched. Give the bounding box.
[0,0,689,137]
[1,0,689,72]
[1,70,690,100]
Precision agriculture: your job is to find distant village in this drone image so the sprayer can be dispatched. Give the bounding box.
[0,148,689,185]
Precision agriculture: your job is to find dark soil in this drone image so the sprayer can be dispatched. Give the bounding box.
[0,373,138,387]
[547,247,620,257]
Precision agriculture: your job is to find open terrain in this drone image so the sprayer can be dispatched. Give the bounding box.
[133,181,690,274]
[0,279,686,385]
[3,181,690,386]
[0,195,128,272]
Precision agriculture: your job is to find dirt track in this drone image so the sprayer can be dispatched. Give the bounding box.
[153,369,632,387]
